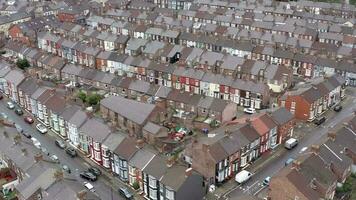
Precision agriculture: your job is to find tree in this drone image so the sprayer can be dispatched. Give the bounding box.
[132,181,140,190]
[13,134,21,145]
[16,58,30,70]
[77,91,87,103]
[86,94,102,106]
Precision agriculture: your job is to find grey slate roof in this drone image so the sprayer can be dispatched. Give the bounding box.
[4,70,25,86]
[129,148,156,170]
[143,155,168,179]
[101,95,156,125]
[270,107,294,125]
[80,118,111,143]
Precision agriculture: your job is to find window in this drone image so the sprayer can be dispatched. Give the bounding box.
[94,151,101,161]
[149,188,157,200]
[149,176,157,188]
[291,101,296,109]
[166,187,174,200]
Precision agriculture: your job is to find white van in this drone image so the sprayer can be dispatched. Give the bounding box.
[285,138,298,150]
[235,170,253,184]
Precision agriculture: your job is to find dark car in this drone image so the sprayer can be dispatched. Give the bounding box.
[333,105,342,112]
[0,94,3,100]
[314,116,326,126]
[24,116,34,124]
[14,108,23,115]
[118,187,133,199]
[79,172,97,182]
[55,140,66,149]
[22,131,31,139]
[88,167,101,176]
[65,147,77,157]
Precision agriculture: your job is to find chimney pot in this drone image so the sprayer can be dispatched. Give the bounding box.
[202,144,209,153]
[328,132,336,141]
[311,145,320,155]
[185,168,193,177]
[292,160,301,171]
[136,139,145,149]
[34,153,43,163]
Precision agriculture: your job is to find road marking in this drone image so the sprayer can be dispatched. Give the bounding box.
[254,185,267,196]
[243,181,259,193]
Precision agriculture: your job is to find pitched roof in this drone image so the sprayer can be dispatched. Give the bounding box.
[270,107,294,125]
[101,95,156,125]
[129,148,156,170]
[114,137,138,160]
[4,70,25,86]
[80,118,111,143]
[143,155,168,179]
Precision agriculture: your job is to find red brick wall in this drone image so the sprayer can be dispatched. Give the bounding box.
[58,13,75,22]
[8,25,30,45]
[282,95,311,121]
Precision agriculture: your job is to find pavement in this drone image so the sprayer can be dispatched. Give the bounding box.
[0,97,139,200]
[206,88,356,200]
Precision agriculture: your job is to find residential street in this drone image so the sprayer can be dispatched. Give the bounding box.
[0,99,126,200]
[224,92,356,199]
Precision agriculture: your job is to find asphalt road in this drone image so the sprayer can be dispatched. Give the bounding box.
[225,94,356,199]
[0,99,125,200]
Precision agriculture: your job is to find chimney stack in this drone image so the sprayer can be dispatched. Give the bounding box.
[246,118,251,126]
[311,145,320,155]
[166,156,174,168]
[34,153,43,163]
[328,132,336,141]
[292,160,301,171]
[202,144,209,153]
[224,129,231,137]
[185,168,193,177]
[136,139,145,149]
[21,148,28,156]
[76,190,87,200]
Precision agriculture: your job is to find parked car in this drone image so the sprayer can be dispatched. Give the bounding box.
[285,138,298,150]
[22,131,31,139]
[0,112,8,119]
[50,155,60,163]
[243,108,256,114]
[41,147,49,156]
[314,116,326,126]
[65,147,77,157]
[235,170,253,184]
[6,102,14,109]
[285,158,295,166]
[80,172,97,182]
[62,165,71,173]
[24,116,34,124]
[83,182,95,192]
[88,167,101,176]
[118,187,133,199]
[36,123,48,134]
[31,137,41,149]
[15,123,23,133]
[14,108,23,115]
[263,176,271,186]
[333,105,342,112]
[0,94,3,100]
[55,140,66,149]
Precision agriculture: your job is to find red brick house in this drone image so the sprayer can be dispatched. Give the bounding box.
[269,108,295,144]
[8,25,31,46]
[279,75,345,121]
[79,118,112,165]
[57,9,84,24]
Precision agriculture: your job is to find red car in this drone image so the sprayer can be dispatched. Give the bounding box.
[24,116,34,124]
